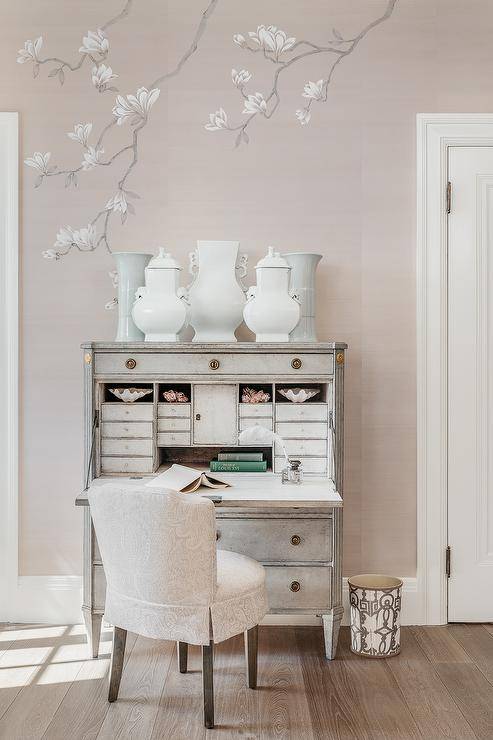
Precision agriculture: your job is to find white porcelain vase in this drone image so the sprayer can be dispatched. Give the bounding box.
[243,247,300,342]
[132,248,189,341]
[188,240,247,342]
[113,252,152,342]
[283,252,322,342]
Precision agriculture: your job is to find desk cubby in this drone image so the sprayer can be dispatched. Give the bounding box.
[82,342,346,661]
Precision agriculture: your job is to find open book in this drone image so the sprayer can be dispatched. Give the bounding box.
[145,464,231,493]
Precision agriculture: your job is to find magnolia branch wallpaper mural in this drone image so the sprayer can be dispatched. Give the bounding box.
[19,0,397,262]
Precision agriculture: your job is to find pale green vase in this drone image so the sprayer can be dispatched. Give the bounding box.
[113,252,152,342]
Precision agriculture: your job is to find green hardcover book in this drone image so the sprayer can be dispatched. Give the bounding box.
[217,452,264,462]
[210,460,267,473]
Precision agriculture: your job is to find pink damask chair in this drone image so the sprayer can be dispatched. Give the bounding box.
[88,485,268,729]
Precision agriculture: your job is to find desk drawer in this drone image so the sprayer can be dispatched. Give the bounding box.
[94,352,333,377]
[239,418,273,432]
[274,439,327,457]
[217,518,331,563]
[275,422,327,439]
[157,432,191,446]
[102,421,153,438]
[157,417,191,433]
[276,403,328,422]
[101,438,153,456]
[239,403,273,418]
[265,566,331,610]
[274,457,327,475]
[101,456,154,473]
[158,403,191,418]
[101,403,153,422]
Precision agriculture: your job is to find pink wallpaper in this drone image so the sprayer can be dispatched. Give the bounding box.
[4,0,493,575]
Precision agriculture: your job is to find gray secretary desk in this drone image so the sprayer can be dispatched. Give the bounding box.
[76,341,346,659]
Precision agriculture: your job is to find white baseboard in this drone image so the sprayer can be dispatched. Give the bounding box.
[10,575,422,627]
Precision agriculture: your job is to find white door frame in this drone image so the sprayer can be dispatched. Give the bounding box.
[0,112,19,622]
[416,113,493,624]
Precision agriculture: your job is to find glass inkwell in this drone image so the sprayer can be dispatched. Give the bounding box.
[281,458,303,485]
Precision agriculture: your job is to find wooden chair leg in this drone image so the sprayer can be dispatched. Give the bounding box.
[108,626,127,702]
[202,640,214,729]
[178,641,188,673]
[245,625,258,689]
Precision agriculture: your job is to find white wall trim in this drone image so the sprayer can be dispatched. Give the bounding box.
[0,112,19,623]
[416,114,493,625]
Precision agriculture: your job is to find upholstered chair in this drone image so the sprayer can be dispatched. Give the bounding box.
[88,485,268,729]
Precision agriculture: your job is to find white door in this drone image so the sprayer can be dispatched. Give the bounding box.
[193,384,238,445]
[448,146,493,621]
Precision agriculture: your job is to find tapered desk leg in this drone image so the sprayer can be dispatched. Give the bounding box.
[178,641,188,673]
[245,625,258,688]
[108,627,127,702]
[83,607,103,658]
[202,640,214,729]
[322,606,344,660]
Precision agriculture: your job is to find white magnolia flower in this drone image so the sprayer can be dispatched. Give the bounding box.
[24,151,51,173]
[233,34,247,47]
[81,145,104,171]
[204,108,228,131]
[54,224,96,251]
[42,248,59,260]
[232,68,251,88]
[112,87,160,125]
[17,37,42,64]
[249,25,295,59]
[105,298,118,310]
[105,191,128,215]
[302,79,324,101]
[242,92,267,115]
[79,29,109,55]
[92,63,117,91]
[108,270,118,288]
[296,108,311,125]
[67,123,92,146]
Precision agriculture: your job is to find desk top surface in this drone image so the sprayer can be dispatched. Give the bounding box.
[76,472,342,509]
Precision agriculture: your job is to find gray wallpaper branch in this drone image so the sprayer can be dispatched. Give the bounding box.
[19,0,397,260]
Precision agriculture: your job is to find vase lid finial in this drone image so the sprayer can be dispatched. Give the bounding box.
[147,248,181,270]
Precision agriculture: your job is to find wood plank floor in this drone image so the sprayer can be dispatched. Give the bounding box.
[0,623,492,739]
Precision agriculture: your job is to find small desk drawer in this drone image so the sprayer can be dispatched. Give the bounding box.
[101,456,154,474]
[274,439,327,457]
[158,403,191,418]
[275,422,327,439]
[217,518,331,563]
[265,566,331,610]
[157,432,191,447]
[102,421,152,438]
[276,403,328,422]
[94,351,333,377]
[157,418,191,433]
[274,457,327,474]
[101,438,153,456]
[101,403,153,422]
[239,417,273,432]
[239,403,273,418]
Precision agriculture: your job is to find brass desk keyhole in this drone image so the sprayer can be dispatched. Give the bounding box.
[291,535,301,546]
[125,358,137,370]
[290,581,301,592]
[209,359,220,370]
[291,358,302,370]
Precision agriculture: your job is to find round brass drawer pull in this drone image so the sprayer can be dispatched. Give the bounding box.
[291,358,302,370]
[125,358,137,370]
[290,581,301,592]
[291,535,301,546]
[209,359,220,370]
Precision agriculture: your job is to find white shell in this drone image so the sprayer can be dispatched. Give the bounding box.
[109,387,153,403]
[278,388,320,403]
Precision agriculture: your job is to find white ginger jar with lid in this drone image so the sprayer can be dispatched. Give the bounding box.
[243,247,301,342]
[132,248,189,341]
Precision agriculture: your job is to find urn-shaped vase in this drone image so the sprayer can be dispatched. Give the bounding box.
[243,247,300,342]
[132,248,189,341]
[283,252,322,342]
[188,240,247,342]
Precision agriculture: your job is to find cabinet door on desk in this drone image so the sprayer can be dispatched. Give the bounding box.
[193,384,238,445]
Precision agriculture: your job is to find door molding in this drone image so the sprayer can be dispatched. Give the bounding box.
[0,112,19,621]
[416,114,493,624]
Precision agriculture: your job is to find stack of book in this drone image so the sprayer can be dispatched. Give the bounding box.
[209,452,267,473]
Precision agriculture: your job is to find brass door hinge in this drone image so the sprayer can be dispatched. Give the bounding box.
[445,545,451,578]
[446,181,452,214]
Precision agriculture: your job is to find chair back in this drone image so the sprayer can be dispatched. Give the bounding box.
[88,485,217,609]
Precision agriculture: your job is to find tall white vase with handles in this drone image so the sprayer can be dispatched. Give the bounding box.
[188,240,247,342]
[283,252,322,342]
[113,251,152,341]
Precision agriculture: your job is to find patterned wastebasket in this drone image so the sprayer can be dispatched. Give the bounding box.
[348,574,402,658]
